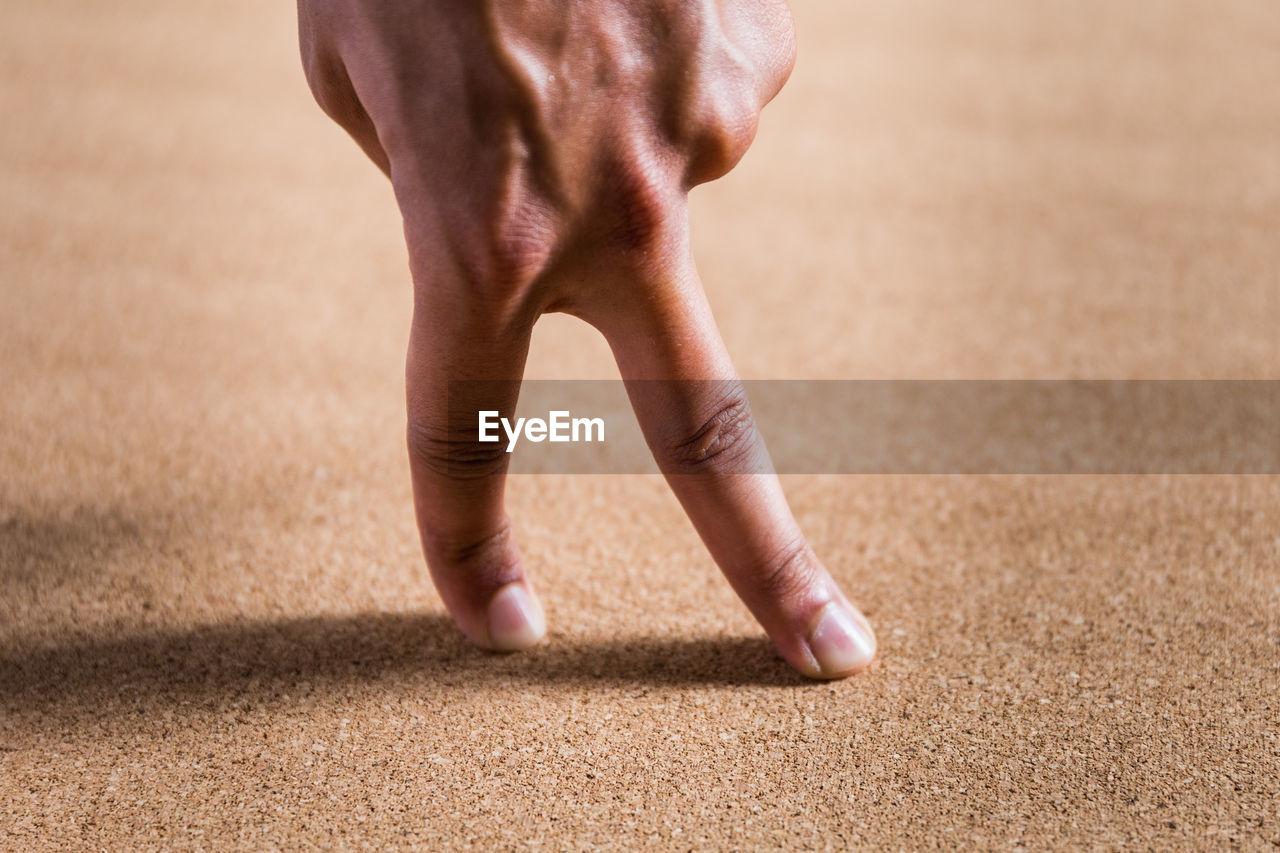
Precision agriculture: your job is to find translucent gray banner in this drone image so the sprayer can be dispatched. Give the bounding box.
[444,380,1280,474]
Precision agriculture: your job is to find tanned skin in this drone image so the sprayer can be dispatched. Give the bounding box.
[296,0,876,678]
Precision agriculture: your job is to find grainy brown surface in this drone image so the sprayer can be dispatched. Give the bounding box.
[2,1,1278,849]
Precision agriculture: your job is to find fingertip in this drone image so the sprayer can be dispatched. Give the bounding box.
[485,582,547,652]
[802,601,877,680]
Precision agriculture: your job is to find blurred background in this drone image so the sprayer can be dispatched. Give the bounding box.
[2,0,1277,848]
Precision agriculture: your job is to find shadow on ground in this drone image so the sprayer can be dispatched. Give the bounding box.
[0,494,815,745]
[1,612,807,729]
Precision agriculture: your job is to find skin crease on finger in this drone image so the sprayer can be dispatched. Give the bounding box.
[296,0,877,679]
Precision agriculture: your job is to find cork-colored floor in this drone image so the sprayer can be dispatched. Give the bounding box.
[2,0,1277,848]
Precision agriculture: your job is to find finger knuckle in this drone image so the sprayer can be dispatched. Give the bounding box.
[426,524,522,589]
[600,156,677,254]
[685,92,760,186]
[298,40,361,130]
[772,4,798,83]
[753,540,819,604]
[662,386,762,475]
[487,184,560,290]
[426,162,561,303]
[407,416,510,481]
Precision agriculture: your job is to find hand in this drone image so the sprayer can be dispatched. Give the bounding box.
[297,0,876,678]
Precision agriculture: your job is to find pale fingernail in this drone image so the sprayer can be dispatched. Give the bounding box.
[808,603,876,677]
[486,583,546,651]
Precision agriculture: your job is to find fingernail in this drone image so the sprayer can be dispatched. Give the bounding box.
[486,583,546,651]
[808,603,876,677]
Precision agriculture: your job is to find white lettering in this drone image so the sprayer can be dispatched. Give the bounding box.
[573,416,604,442]
[502,416,525,453]
[482,410,605,453]
[478,411,500,443]
[549,410,570,442]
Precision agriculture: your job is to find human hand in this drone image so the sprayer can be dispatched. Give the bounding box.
[297,0,876,678]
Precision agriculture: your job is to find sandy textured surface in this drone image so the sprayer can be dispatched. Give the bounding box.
[2,0,1278,848]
